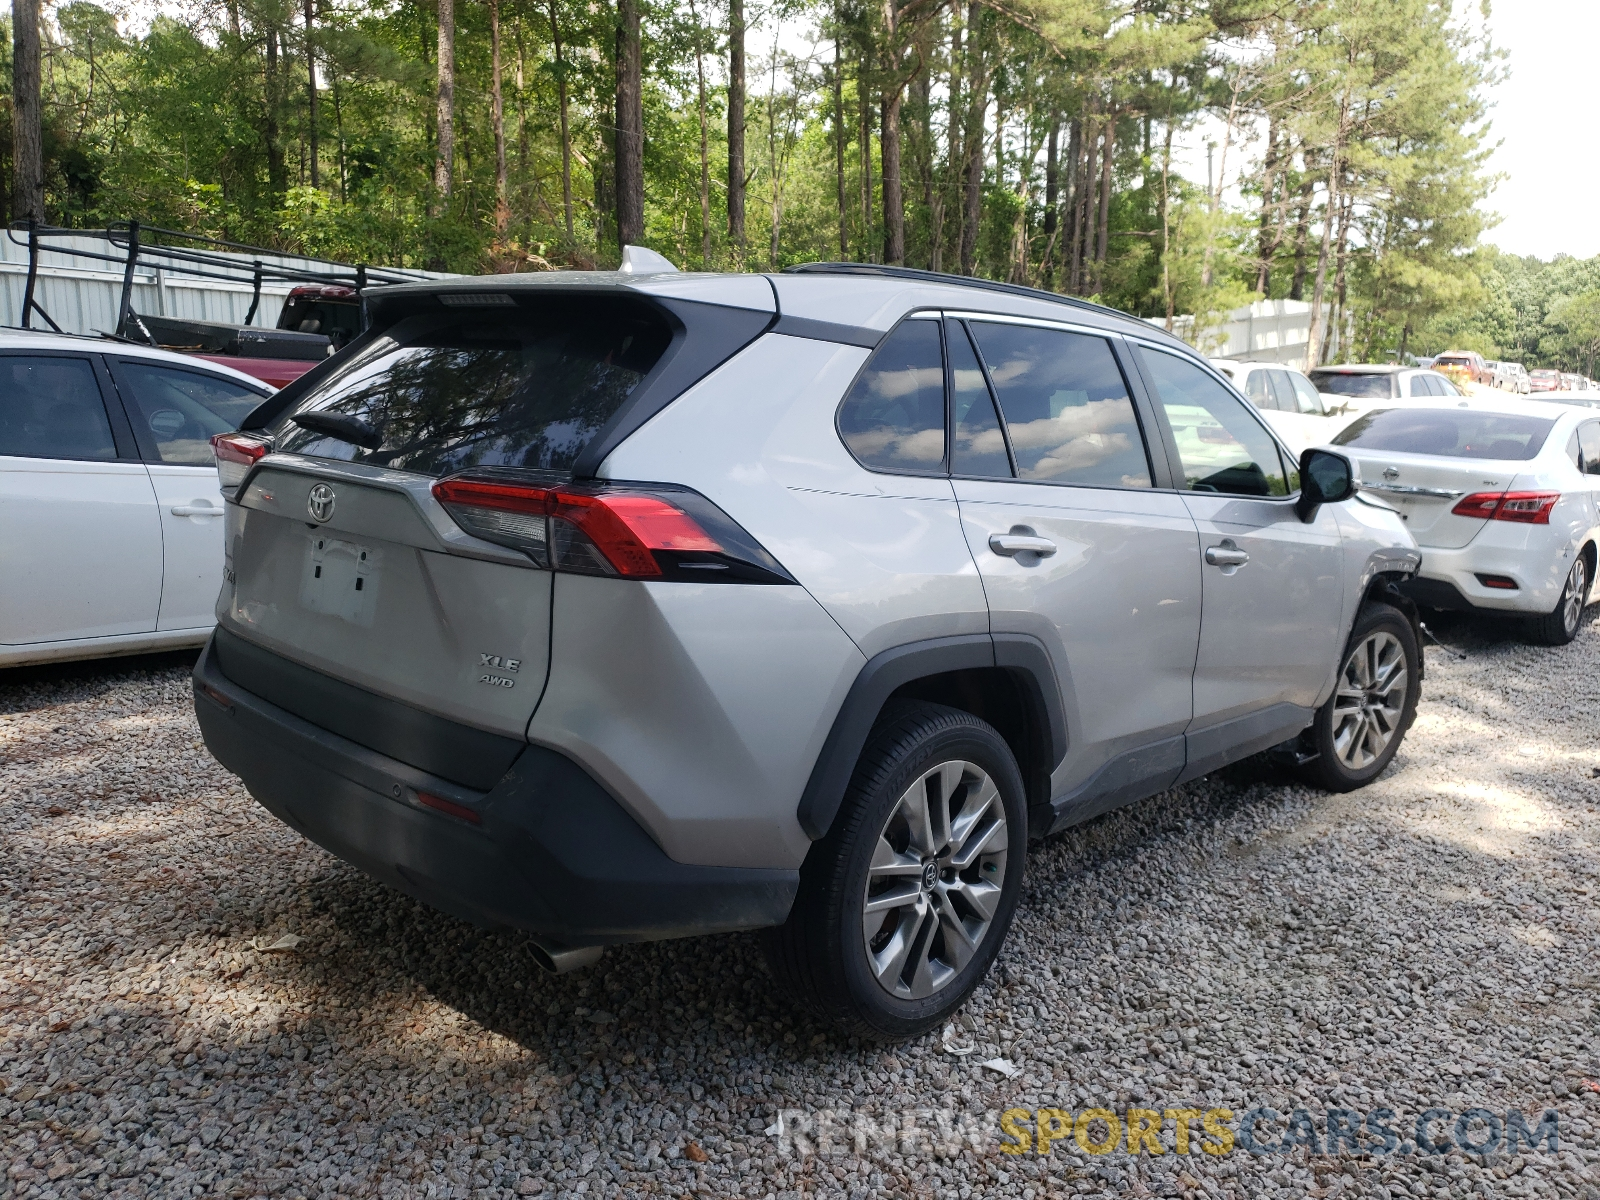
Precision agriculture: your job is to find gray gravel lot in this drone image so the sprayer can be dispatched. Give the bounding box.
[2,615,1600,1200]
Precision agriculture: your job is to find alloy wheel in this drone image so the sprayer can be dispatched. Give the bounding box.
[861,760,1009,1000]
[1562,556,1588,638]
[1330,630,1408,771]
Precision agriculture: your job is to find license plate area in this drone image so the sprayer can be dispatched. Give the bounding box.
[299,534,381,626]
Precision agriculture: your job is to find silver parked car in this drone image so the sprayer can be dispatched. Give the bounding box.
[194,263,1423,1038]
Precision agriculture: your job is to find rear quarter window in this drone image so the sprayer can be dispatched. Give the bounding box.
[267,296,672,478]
[836,319,947,473]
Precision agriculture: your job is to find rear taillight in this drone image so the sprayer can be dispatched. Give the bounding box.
[212,432,271,490]
[431,472,794,584]
[1451,491,1560,525]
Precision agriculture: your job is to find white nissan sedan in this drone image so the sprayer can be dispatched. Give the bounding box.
[1,331,274,667]
[1330,396,1600,643]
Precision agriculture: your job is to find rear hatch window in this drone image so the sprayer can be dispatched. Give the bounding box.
[1308,371,1395,399]
[1333,408,1555,460]
[266,296,673,478]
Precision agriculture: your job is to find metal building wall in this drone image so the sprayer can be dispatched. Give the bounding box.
[0,231,453,336]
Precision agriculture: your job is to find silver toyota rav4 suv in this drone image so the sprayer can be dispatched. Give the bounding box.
[194,263,1423,1038]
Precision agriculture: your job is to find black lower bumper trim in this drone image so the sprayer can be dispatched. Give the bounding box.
[1399,576,1477,613]
[211,625,523,790]
[193,636,798,945]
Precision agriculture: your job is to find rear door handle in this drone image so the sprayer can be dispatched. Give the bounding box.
[1204,541,1250,568]
[989,534,1057,557]
[171,505,224,517]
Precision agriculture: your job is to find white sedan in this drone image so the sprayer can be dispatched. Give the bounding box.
[1330,395,1600,643]
[1,331,273,667]
[1207,359,1355,451]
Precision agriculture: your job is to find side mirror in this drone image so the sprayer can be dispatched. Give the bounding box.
[1297,447,1357,522]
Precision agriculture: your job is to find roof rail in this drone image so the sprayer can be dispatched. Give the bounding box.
[781,262,1168,333]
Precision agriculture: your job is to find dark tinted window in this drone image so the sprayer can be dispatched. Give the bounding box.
[271,299,672,477]
[1243,370,1273,409]
[0,356,116,461]
[1309,370,1396,399]
[1142,348,1290,497]
[949,322,1011,477]
[1287,371,1325,415]
[837,320,947,472]
[1333,408,1556,460]
[968,322,1150,487]
[117,363,263,465]
[1580,422,1600,476]
[278,297,362,349]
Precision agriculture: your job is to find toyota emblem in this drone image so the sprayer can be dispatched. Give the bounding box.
[1382,467,1399,481]
[307,483,336,523]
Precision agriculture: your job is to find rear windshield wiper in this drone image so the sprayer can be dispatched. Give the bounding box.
[291,410,382,450]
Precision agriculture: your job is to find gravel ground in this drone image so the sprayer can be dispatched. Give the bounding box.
[2,615,1599,1200]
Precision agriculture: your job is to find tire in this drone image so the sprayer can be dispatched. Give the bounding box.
[1296,603,1421,793]
[762,701,1027,1040]
[1529,552,1591,646]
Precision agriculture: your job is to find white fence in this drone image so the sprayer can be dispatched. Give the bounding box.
[0,229,445,337]
[1147,299,1312,366]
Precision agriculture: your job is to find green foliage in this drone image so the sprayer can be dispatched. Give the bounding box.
[0,0,1504,325]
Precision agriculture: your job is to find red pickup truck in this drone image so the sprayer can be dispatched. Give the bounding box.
[136,283,362,389]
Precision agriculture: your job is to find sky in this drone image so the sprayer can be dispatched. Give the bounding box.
[1476,0,1600,260]
[1170,0,1600,263]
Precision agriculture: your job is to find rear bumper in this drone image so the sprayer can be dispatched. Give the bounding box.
[193,635,797,946]
[1405,533,1572,615]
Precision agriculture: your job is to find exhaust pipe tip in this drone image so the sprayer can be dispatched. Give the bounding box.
[530,941,605,975]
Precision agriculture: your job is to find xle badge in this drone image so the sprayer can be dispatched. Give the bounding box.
[477,652,521,689]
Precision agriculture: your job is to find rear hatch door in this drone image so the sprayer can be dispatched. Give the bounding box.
[221,288,721,740]
[225,459,552,738]
[1344,450,1517,547]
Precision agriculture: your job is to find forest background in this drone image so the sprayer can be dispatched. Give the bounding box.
[6,0,1600,374]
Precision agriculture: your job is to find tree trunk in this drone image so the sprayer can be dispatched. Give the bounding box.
[1253,114,1280,294]
[1093,107,1115,294]
[943,12,964,273]
[1305,136,1342,373]
[333,72,346,203]
[1041,112,1060,289]
[490,0,507,229]
[727,0,747,252]
[914,25,936,270]
[1288,174,1313,301]
[880,93,904,265]
[1077,112,1098,291]
[690,0,710,265]
[1075,108,1098,293]
[878,0,912,267]
[265,27,287,202]
[958,3,984,276]
[11,0,44,221]
[1063,117,1081,292]
[1160,120,1174,330]
[859,43,875,262]
[548,0,574,240]
[434,0,455,204]
[304,0,319,189]
[595,103,615,255]
[833,23,848,259]
[1328,190,1353,363]
[614,0,644,247]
